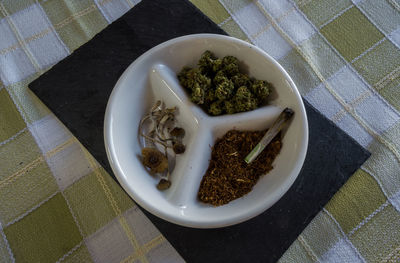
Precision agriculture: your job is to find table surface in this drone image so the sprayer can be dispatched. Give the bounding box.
[0,0,399,262]
[28,2,369,261]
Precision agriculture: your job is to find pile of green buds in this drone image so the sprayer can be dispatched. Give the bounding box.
[177,51,272,115]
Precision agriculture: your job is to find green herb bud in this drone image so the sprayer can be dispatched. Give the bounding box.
[234,97,258,113]
[232,73,252,88]
[208,101,224,115]
[212,58,223,72]
[205,89,216,103]
[177,66,192,88]
[213,70,228,85]
[191,86,205,104]
[179,68,211,92]
[198,50,216,74]
[222,55,239,66]
[224,100,236,114]
[251,80,271,101]
[222,63,239,76]
[235,86,252,100]
[221,56,240,76]
[215,80,235,100]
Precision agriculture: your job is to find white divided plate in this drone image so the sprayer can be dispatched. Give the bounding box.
[104,34,308,228]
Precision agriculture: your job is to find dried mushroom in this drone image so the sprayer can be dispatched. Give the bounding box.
[141,147,168,173]
[170,127,185,138]
[172,142,186,154]
[157,179,172,191]
[138,100,186,190]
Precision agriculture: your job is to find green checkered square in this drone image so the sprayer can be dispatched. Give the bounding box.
[64,171,115,237]
[0,161,58,224]
[3,193,82,263]
[321,6,384,62]
[350,205,400,262]
[300,34,346,79]
[296,0,352,28]
[40,0,108,51]
[0,161,58,225]
[380,75,400,112]
[363,138,400,207]
[221,19,248,41]
[63,244,93,263]
[8,76,50,124]
[325,169,387,234]
[278,239,313,263]
[0,130,41,181]
[352,39,400,86]
[0,88,26,142]
[382,120,400,157]
[0,0,36,18]
[100,168,134,213]
[64,168,133,237]
[279,49,321,95]
[190,0,230,24]
[219,0,251,14]
[300,212,342,259]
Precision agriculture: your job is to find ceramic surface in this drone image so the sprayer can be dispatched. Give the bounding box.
[104,34,308,228]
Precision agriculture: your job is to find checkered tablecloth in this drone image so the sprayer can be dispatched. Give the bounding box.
[0,0,399,262]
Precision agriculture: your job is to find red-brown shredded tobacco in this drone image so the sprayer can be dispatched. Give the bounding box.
[198,130,282,206]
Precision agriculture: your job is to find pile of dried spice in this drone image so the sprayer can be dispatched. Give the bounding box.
[198,130,282,206]
[139,101,186,190]
[177,51,273,116]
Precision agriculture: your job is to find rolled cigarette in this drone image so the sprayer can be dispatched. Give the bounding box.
[245,108,294,164]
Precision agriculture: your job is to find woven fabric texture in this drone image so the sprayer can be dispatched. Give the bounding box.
[1,0,399,262]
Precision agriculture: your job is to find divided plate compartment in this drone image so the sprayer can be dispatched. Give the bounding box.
[149,64,282,206]
[105,34,309,228]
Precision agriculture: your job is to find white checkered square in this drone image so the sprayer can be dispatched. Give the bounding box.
[389,26,400,47]
[259,0,293,19]
[0,48,36,86]
[358,0,400,36]
[305,83,343,119]
[328,67,369,104]
[0,18,18,50]
[278,8,316,44]
[124,207,161,246]
[46,142,93,191]
[86,217,134,263]
[11,4,69,69]
[0,18,35,85]
[0,223,13,263]
[337,113,374,148]
[29,115,72,154]
[10,4,49,38]
[355,94,400,135]
[27,32,69,69]
[253,27,292,60]
[29,115,92,190]
[389,190,400,212]
[95,0,131,23]
[320,239,364,263]
[234,2,270,37]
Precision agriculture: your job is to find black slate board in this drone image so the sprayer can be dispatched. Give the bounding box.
[29,0,370,262]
